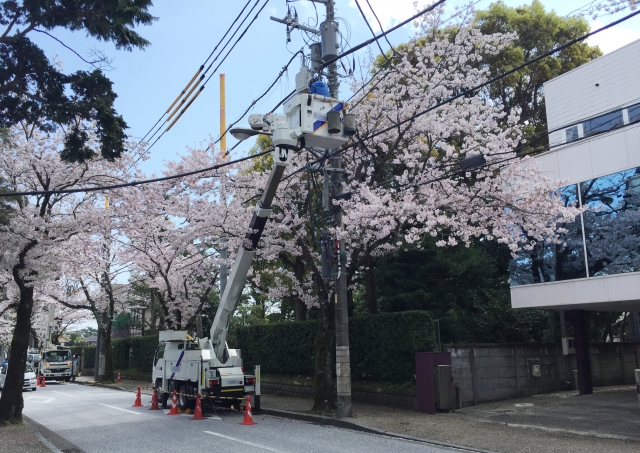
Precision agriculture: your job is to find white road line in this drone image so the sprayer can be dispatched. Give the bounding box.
[98,403,144,415]
[51,391,72,396]
[204,431,286,452]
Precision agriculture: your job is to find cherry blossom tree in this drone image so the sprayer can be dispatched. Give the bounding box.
[118,144,231,333]
[223,9,582,410]
[0,124,134,423]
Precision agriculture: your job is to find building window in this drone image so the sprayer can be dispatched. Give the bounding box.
[509,184,585,286]
[581,169,640,277]
[565,125,579,143]
[628,103,640,125]
[583,110,624,137]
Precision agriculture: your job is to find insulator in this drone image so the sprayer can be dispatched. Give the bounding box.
[327,111,341,134]
[343,113,356,136]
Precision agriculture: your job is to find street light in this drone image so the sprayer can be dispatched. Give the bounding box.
[229,128,272,141]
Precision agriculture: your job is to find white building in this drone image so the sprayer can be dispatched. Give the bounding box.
[508,39,640,393]
[510,38,640,313]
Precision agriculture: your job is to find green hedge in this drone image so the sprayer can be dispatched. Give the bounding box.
[129,335,159,372]
[82,346,95,369]
[236,311,435,383]
[349,311,435,382]
[79,336,159,372]
[235,320,318,376]
[113,338,129,370]
[77,312,435,382]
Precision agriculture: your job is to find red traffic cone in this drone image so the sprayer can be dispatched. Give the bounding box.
[36,375,41,387]
[149,388,160,410]
[132,386,143,407]
[116,371,122,383]
[41,375,46,388]
[190,393,205,420]
[239,395,257,425]
[167,390,179,415]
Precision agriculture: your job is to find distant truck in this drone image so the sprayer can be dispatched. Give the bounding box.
[39,346,73,382]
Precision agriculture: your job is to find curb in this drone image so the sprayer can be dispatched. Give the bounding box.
[72,380,128,392]
[260,408,496,453]
[24,415,87,453]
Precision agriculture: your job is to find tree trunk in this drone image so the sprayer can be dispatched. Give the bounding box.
[312,297,336,413]
[103,327,114,382]
[364,256,377,314]
[0,285,34,424]
[294,256,307,321]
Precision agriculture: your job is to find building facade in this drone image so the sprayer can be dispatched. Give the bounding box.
[508,39,640,394]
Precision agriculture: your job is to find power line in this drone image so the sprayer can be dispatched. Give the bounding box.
[125,0,256,161]
[0,149,273,198]
[350,7,640,146]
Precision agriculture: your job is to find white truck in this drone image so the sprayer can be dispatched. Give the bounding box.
[38,305,74,382]
[151,67,353,411]
[40,346,73,382]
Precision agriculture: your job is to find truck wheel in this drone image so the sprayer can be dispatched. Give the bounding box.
[160,390,169,409]
[177,384,196,411]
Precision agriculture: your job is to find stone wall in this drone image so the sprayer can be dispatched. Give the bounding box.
[260,381,417,409]
[445,342,640,407]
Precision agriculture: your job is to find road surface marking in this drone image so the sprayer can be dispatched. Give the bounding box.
[24,397,54,404]
[98,403,144,415]
[204,431,286,452]
[51,391,72,397]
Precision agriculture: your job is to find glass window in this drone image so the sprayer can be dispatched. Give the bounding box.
[43,351,71,363]
[25,363,33,373]
[565,126,579,143]
[628,103,640,125]
[581,168,640,277]
[583,110,624,137]
[509,184,586,285]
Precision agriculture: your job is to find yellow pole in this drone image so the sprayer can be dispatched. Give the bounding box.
[220,74,226,159]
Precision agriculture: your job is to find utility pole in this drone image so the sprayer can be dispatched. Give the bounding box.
[323,0,352,418]
[220,74,228,296]
[273,0,352,417]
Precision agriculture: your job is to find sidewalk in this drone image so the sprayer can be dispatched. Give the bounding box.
[0,423,50,453]
[73,377,640,453]
[260,390,640,453]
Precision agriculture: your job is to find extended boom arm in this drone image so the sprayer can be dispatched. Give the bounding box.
[210,115,296,362]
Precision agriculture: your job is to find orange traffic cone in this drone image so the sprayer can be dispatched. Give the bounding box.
[149,388,160,410]
[41,376,46,388]
[132,386,143,407]
[167,390,179,415]
[190,393,205,420]
[239,395,257,425]
[116,371,122,383]
[36,375,41,387]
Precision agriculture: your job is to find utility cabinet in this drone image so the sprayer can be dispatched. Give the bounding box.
[435,365,453,411]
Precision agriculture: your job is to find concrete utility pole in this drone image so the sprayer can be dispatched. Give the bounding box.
[323,0,352,418]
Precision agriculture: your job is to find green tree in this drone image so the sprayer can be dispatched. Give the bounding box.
[0,0,155,162]
[372,237,549,343]
[474,0,602,151]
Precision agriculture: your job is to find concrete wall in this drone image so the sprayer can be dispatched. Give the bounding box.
[260,381,417,410]
[446,343,640,407]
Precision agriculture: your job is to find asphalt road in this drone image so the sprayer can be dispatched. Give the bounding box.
[20,382,472,453]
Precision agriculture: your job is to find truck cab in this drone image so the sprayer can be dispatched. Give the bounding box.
[40,346,73,382]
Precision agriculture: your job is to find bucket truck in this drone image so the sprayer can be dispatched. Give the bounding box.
[151,67,354,411]
[39,304,73,382]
